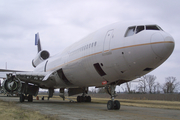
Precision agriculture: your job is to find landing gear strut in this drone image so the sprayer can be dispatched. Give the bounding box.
[105,85,120,110]
[18,82,38,103]
[48,88,54,100]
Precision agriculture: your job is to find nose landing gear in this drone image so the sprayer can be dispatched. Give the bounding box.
[105,85,120,110]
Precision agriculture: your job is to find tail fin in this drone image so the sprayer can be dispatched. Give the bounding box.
[35,33,42,53]
[33,33,50,67]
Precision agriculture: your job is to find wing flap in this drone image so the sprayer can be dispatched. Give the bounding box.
[15,72,47,82]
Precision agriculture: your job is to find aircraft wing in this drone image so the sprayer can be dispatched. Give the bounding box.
[3,71,57,89]
[0,68,31,80]
[0,69,27,72]
[0,69,57,97]
[0,69,30,78]
[0,73,7,79]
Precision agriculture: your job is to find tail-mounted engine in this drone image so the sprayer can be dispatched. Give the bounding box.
[2,74,22,95]
[32,50,50,67]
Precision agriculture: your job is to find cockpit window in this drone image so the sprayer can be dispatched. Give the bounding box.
[157,26,163,31]
[124,26,136,37]
[136,26,144,34]
[125,25,163,37]
[146,25,160,30]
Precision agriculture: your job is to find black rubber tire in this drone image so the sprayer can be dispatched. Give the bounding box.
[20,94,24,102]
[107,100,114,110]
[28,95,33,102]
[80,96,84,102]
[114,100,120,110]
[84,96,88,102]
[77,96,80,102]
[87,96,91,102]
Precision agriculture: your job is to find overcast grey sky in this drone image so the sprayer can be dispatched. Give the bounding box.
[0,0,179,85]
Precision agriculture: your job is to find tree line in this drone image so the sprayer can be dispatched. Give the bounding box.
[90,75,180,94]
[124,75,179,94]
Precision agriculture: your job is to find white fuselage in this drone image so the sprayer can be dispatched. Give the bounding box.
[34,21,174,88]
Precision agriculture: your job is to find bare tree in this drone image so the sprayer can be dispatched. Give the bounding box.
[126,82,131,93]
[89,88,97,94]
[137,76,147,93]
[153,84,156,93]
[156,82,161,93]
[137,75,157,93]
[120,83,129,93]
[120,82,135,93]
[98,87,106,93]
[145,75,156,93]
[162,76,179,93]
[121,85,126,93]
[121,85,125,93]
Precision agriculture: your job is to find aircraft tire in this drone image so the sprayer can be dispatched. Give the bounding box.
[84,96,88,102]
[28,95,33,102]
[77,96,81,102]
[80,96,84,102]
[20,94,24,102]
[114,100,120,110]
[87,96,91,102]
[107,100,114,110]
[77,96,91,102]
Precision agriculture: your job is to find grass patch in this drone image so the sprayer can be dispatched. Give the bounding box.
[66,96,180,110]
[36,95,180,110]
[0,99,57,120]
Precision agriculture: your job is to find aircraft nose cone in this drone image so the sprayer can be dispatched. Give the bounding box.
[151,33,175,59]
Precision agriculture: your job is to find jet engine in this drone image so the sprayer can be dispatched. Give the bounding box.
[2,74,39,96]
[32,50,50,67]
[2,75,22,94]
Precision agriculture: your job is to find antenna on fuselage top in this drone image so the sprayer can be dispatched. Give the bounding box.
[35,33,42,53]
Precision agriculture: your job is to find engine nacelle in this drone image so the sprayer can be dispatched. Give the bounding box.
[32,50,50,67]
[2,75,22,94]
[2,75,39,96]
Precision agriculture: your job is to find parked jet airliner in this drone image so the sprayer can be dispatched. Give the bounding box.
[0,21,174,110]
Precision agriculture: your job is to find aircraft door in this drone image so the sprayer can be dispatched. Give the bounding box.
[103,30,114,53]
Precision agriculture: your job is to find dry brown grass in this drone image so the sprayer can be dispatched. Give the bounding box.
[37,95,180,110]
[61,96,180,110]
[0,99,57,120]
[1,94,179,120]
[94,98,180,110]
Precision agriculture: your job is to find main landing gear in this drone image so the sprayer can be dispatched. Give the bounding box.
[19,94,33,102]
[105,85,120,110]
[77,95,91,102]
[77,89,91,102]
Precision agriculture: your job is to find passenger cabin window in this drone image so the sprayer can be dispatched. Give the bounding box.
[124,26,136,37]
